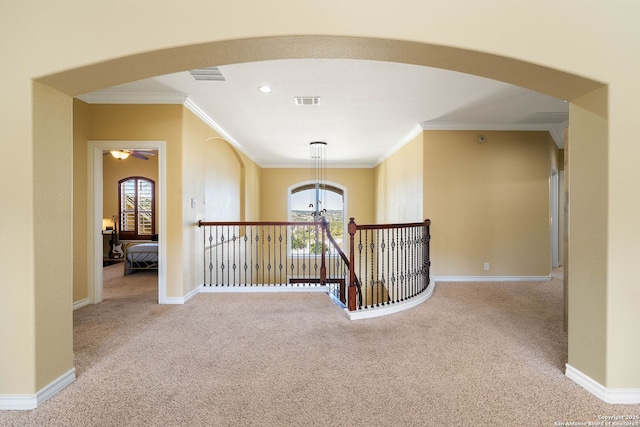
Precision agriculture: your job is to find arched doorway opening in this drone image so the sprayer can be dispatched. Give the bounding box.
[32,34,608,405]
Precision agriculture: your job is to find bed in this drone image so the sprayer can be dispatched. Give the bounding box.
[124,242,158,275]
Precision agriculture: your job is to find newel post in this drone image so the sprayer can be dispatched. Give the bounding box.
[348,217,357,311]
[424,219,431,288]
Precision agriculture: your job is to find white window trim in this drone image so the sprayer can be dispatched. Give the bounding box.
[287,180,348,257]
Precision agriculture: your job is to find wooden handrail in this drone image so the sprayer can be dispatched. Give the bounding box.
[353,220,430,231]
[199,220,321,227]
[321,218,350,267]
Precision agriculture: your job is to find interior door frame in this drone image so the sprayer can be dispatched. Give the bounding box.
[87,140,167,304]
[551,168,560,268]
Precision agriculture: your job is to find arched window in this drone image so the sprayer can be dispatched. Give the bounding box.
[289,182,346,253]
[119,177,155,240]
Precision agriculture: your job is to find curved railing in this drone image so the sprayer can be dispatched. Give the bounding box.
[347,219,431,312]
[198,218,431,313]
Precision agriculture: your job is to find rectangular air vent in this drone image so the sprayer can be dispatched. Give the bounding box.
[189,67,225,81]
[294,96,321,106]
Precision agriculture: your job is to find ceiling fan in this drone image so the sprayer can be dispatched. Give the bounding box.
[105,149,156,160]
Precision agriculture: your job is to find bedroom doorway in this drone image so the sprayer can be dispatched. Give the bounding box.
[88,140,167,304]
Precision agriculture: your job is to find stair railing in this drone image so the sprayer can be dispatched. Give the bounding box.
[198,218,430,312]
[347,218,431,311]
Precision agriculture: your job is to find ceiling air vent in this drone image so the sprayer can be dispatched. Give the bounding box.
[188,67,225,81]
[294,96,321,106]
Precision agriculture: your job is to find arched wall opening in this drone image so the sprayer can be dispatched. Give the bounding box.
[29,35,611,403]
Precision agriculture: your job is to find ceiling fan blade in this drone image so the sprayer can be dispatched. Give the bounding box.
[129,152,149,160]
[133,151,156,156]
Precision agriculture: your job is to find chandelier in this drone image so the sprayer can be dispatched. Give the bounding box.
[309,141,327,221]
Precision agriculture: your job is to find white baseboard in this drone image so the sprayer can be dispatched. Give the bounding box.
[566,364,640,404]
[161,286,200,304]
[199,285,328,293]
[0,394,37,410]
[347,281,435,320]
[433,275,551,282]
[0,368,75,410]
[73,298,90,311]
[38,368,76,406]
[162,284,327,304]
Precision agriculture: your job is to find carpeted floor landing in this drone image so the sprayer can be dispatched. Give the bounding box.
[0,265,636,426]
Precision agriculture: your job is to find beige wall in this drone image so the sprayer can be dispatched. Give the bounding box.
[83,104,185,298]
[567,88,609,385]
[260,168,375,226]
[33,83,74,390]
[181,108,257,294]
[240,152,261,222]
[422,130,554,278]
[3,0,640,400]
[374,133,423,224]
[73,100,90,302]
[73,104,257,301]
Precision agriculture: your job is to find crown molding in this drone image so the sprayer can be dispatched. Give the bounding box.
[182,98,263,167]
[420,121,568,149]
[548,122,568,149]
[75,92,568,167]
[77,92,188,105]
[420,121,553,131]
[373,124,423,167]
[261,161,375,169]
[77,91,264,167]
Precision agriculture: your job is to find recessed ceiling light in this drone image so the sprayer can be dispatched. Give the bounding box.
[258,85,272,93]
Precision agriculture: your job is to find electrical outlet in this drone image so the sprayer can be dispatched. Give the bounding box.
[483,262,490,271]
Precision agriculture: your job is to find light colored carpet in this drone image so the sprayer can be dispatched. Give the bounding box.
[1,265,634,426]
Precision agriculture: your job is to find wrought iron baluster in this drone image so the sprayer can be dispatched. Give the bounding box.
[267,226,272,286]
[279,225,283,286]
[400,227,405,300]
[375,228,380,307]
[381,229,387,306]
[228,225,233,286]
[251,225,262,286]
[250,227,254,286]
[258,226,263,285]
[357,230,363,309]
[244,232,248,286]
[232,228,237,286]
[412,226,417,297]
[391,228,397,303]
[214,226,218,286]
[290,226,295,284]
[407,228,415,297]
[220,227,226,286]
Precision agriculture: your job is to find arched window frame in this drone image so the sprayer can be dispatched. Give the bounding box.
[288,180,347,256]
[118,176,155,240]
